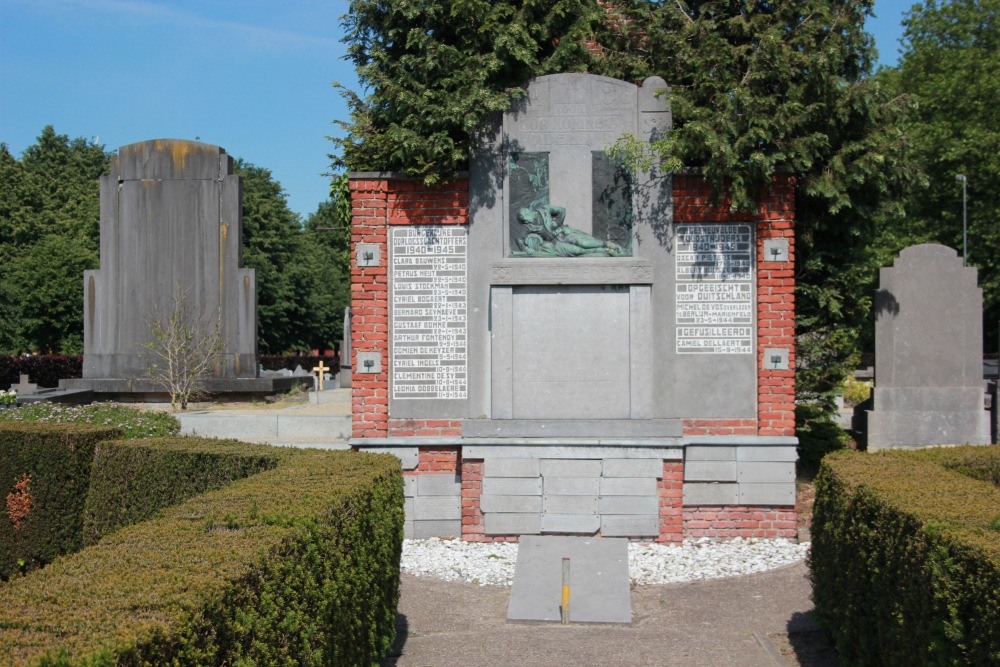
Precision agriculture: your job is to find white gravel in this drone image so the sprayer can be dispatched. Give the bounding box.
[401,537,810,586]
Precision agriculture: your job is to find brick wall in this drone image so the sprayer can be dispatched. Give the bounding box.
[683,506,798,540]
[349,176,469,438]
[658,461,684,543]
[674,173,796,438]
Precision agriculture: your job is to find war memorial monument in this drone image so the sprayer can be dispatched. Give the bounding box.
[348,73,799,542]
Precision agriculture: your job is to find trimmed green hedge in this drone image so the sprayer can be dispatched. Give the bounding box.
[83,438,285,545]
[0,448,404,666]
[810,450,1000,666]
[0,422,122,579]
[910,444,1000,489]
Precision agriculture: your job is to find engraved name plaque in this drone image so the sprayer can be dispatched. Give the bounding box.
[675,224,754,354]
[391,226,468,399]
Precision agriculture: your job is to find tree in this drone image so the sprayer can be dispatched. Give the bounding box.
[887,0,1000,346]
[334,0,603,182]
[236,159,302,353]
[0,127,109,353]
[334,0,920,440]
[144,288,223,410]
[299,174,353,350]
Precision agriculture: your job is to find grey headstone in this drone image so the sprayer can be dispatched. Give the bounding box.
[868,244,991,448]
[82,140,257,381]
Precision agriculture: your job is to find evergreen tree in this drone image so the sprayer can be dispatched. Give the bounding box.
[887,0,1000,346]
[0,127,108,353]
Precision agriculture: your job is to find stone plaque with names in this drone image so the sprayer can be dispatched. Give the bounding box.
[675,223,753,354]
[391,226,468,399]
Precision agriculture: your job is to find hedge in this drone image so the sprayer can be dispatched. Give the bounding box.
[0,355,83,390]
[0,422,122,579]
[82,438,286,546]
[0,447,404,666]
[810,450,1000,666]
[909,444,1000,489]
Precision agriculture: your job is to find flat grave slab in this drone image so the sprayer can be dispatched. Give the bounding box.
[507,536,631,624]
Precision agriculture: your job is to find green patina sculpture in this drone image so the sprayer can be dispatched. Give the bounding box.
[512,205,626,257]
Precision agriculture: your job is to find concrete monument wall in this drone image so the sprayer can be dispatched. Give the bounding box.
[868,244,991,448]
[81,140,257,382]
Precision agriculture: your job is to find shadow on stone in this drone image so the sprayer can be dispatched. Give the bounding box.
[784,610,840,667]
[379,613,410,667]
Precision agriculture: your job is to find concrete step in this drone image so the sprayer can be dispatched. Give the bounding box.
[508,536,631,625]
[176,411,351,442]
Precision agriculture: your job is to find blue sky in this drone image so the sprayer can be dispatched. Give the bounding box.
[0,0,910,219]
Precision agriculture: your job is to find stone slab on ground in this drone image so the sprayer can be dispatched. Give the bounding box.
[508,536,631,624]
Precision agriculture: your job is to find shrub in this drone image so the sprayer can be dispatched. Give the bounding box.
[0,355,83,389]
[83,437,285,545]
[0,422,122,579]
[0,448,403,666]
[910,444,1000,489]
[810,450,1000,665]
[0,402,179,439]
[841,376,872,407]
[795,402,849,474]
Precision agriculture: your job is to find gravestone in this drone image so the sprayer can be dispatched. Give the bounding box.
[868,244,991,449]
[339,307,352,389]
[63,139,301,399]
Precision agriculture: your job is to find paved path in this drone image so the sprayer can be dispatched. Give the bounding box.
[384,561,831,666]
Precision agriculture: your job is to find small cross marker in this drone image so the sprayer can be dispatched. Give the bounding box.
[311,360,329,391]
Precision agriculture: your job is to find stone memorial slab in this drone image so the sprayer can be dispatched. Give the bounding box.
[391,226,468,403]
[79,140,256,381]
[508,536,631,624]
[868,244,990,448]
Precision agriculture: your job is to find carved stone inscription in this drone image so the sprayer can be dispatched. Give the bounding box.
[391,227,468,399]
[675,224,753,354]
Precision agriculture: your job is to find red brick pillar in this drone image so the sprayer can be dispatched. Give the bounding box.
[349,177,390,438]
[348,175,469,439]
[756,175,796,437]
[461,460,486,542]
[657,461,684,543]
